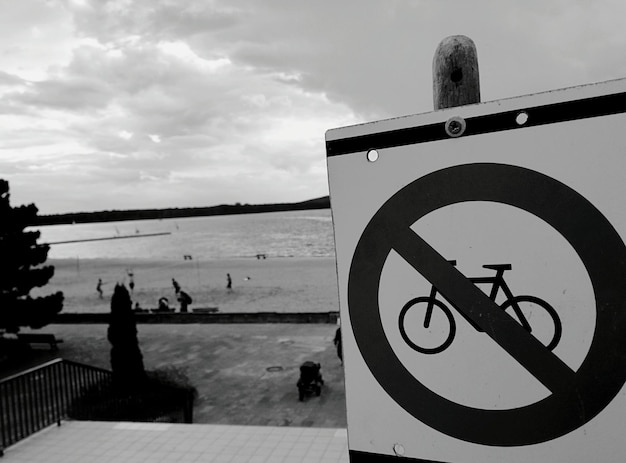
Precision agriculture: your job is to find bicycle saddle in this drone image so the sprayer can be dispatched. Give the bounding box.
[482,263,512,271]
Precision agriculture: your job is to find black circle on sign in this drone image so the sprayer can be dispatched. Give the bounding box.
[348,163,626,446]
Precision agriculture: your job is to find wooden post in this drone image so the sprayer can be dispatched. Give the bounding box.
[433,35,481,110]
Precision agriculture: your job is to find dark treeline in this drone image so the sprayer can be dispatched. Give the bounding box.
[33,196,330,226]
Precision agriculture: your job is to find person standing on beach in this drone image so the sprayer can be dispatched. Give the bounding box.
[226,273,232,290]
[172,278,180,294]
[97,279,103,299]
[334,327,343,364]
[128,271,135,293]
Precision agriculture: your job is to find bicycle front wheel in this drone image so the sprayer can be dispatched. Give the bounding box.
[399,297,456,354]
[500,295,562,351]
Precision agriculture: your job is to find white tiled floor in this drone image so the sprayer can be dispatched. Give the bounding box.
[3,421,349,463]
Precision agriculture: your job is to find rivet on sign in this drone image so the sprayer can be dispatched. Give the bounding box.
[444,116,466,138]
[367,149,379,162]
[516,111,529,126]
[393,443,405,456]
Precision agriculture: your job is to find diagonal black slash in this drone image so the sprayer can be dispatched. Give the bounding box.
[392,226,576,393]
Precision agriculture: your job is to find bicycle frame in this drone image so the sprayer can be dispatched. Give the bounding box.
[424,267,532,332]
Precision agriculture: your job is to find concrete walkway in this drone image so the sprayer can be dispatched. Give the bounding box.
[3,421,349,463]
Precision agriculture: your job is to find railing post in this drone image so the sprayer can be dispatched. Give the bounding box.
[0,380,4,456]
[433,35,481,110]
[184,392,194,423]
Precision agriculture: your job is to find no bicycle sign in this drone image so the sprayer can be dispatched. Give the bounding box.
[326,78,626,462]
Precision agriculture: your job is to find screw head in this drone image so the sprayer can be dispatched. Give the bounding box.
[444,116,467,138]
[393,443,405,456]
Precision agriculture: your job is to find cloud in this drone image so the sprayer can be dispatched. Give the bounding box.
[10,75,113,111]
[1,9,358,213]
[0,71,25,87]
[3,0,626,213]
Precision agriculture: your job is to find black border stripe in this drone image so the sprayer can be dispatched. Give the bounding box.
[349,449,450,462]
[326,91,626,157]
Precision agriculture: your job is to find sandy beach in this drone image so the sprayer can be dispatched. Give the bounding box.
[35,257,340,314]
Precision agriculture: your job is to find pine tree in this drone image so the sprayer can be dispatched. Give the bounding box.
[107,284,146,389]
[0,179,63,333]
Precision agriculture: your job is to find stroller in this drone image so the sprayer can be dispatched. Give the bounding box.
[297,361,324,401]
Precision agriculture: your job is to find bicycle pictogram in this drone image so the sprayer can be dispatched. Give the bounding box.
[398,261,562,354]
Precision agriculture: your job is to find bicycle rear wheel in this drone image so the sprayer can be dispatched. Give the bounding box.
[500,295,562,350]
[399,297,456,354]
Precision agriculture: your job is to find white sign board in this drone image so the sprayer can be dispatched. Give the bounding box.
[326,78,626,462]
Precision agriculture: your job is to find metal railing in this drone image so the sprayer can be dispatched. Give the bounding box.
[0,359,194,454]
[0,359,109,452]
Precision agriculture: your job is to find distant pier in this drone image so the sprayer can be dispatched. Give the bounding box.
[46,232,171,245]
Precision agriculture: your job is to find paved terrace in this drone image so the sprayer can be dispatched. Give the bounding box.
[2,323,348,461]
[3,421,348,462]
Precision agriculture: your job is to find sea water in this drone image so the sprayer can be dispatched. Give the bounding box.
[35,209,335,261]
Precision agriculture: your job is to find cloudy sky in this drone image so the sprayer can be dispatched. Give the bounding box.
[2,0,625,214]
